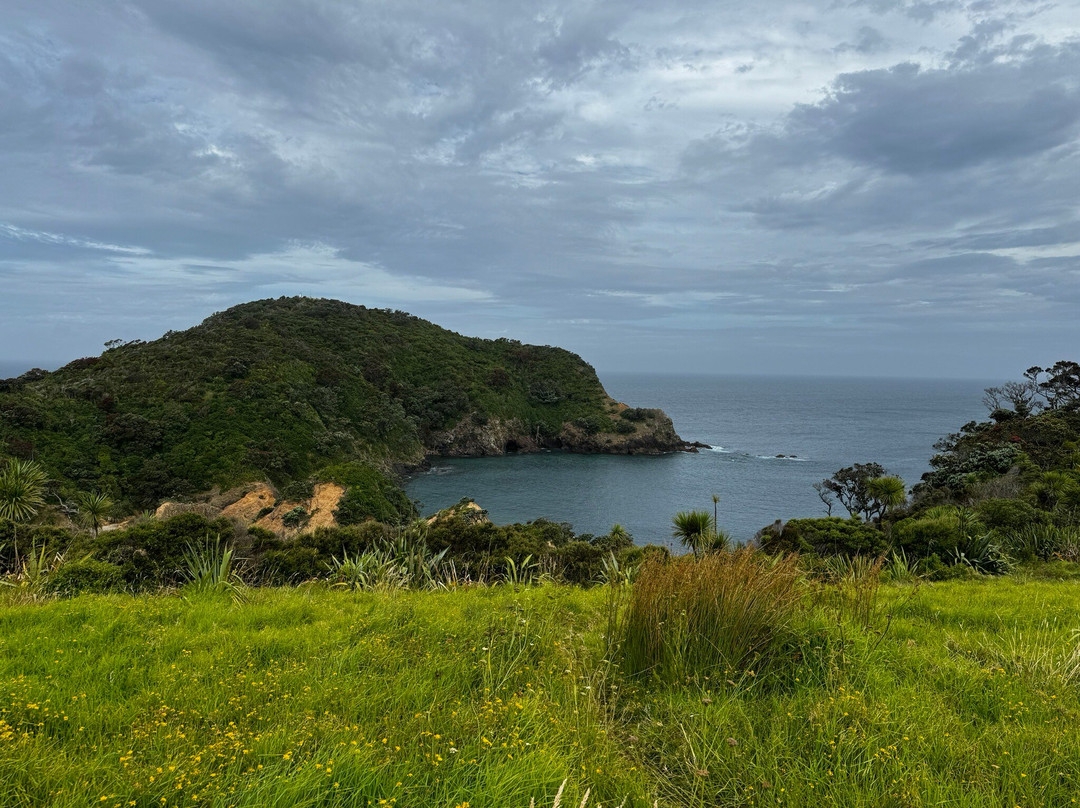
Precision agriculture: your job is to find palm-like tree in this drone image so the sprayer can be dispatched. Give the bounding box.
[78,491,114,538]
[705,527,731,554]
[0,459,48,570]
[672,510,714,557]
[867,476,906,522]
[712,493,720,530]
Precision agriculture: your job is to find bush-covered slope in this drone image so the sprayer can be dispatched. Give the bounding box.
[0,297,686,511]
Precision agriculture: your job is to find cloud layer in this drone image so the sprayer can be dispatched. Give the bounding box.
[2,0,1079,377]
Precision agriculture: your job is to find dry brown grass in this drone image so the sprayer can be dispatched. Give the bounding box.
[621,549,802,682]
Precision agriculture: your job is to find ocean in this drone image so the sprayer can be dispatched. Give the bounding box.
[406,374,994,549]
[0,360,50,378]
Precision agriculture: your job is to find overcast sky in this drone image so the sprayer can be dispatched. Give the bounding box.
[2,0,1079,378]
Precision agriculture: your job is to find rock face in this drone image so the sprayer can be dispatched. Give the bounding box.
[426,417,540,457]
[427,401,694,459]
[556,410,688,455]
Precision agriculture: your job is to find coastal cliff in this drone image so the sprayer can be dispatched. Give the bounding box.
[427,406,691,458]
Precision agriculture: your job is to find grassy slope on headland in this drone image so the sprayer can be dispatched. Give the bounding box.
[2,575,1079,808]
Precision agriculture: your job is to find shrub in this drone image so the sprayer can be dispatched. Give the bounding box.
[328,463,416,525]
[45,558,124,596]
[894,515,961,558]
[571,415,606,435]
[281,506,309,529]
[622,550,802,681]
[591,525,634,553]
[280,479,315,502]
[554,541,604,584]
[761,517,888,557]
[253,522,390,583]
[84,512,235,589]
[920,553,976,581]
[976,498,1045,532]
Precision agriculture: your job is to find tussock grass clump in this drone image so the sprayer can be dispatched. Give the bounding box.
[621,549,802,681]
[816,554,886,630]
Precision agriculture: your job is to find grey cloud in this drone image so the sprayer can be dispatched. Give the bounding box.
[2,0,1079,378]
[790,49,1080,175]
[846,0,967,22]
[834,26,891,53]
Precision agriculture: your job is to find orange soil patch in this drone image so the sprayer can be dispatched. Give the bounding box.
[253,482,345,536]
[221,483,277,523]
[306,482,345,531]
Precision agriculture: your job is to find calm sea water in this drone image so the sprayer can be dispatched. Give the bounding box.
[406,374,994,549]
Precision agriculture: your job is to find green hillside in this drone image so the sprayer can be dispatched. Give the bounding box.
[0,297,685,513]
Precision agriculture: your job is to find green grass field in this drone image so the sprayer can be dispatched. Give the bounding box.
[2,575,1079,807]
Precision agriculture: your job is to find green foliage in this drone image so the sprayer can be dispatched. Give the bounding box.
[77,512,237,590]
[280,506,309,529]
[817,465,907,523]
[1005,524,1080,563]
[866,475,907,519]
[952,531,1015,575]
[670,509,714,557]
[893,515,954,559]
[44,558,124,596]
[181,539,246,600]
[552,542,603,584]
[76,491,113,537]
[570,414,607,435]
[323,534,453,592]
[975,497,1045,532]
[326,463,416,525]
[915,378,1080,499]
[1028,469,1080,511]
[0,297,618,510]
[590,524,633,553]
[0,458,47,524]
[256,522,391,583]
[0,458,48,570]
[760,517,888,557]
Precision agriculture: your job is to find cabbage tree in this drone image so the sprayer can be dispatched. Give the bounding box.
[0,459,48,570]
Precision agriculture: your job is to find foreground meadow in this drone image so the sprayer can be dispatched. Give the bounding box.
[1,575,1079,807]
